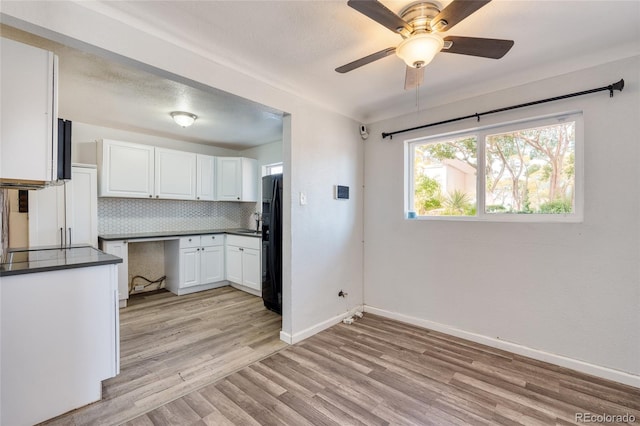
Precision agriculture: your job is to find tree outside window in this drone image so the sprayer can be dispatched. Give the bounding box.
[409,116,578,220]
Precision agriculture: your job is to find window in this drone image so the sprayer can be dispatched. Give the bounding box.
[264,162,283,176]
[406,113,582,221]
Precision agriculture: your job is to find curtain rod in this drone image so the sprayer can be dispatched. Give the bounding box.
[381,78,624,140]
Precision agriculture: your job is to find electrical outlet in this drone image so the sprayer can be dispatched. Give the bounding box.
[134,285,145,291]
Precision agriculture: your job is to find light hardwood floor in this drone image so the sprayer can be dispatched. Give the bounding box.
[129,313,640,426]
[43,287,287,425]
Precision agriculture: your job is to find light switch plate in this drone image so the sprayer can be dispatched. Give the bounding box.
[299,192,307,205]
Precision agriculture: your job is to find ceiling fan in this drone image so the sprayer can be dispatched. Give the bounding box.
[336,0,514,90]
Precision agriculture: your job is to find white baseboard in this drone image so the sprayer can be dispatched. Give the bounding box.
[280,305,364,345]
[364,305,640,389]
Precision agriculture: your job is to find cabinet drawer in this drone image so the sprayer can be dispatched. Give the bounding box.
[226,234,260,250]
[179,236,200,248]
[200,234,224,247]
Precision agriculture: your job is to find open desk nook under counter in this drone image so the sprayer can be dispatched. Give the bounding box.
[99,229,262,307]
[0,246,122,426]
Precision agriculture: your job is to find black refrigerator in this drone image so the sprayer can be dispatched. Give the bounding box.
[262,173,283,314]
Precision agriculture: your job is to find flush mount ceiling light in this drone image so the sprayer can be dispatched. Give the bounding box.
[170,111,197,127]
[395,32,444,68]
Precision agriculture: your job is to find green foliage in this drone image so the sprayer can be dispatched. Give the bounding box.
[538,198,573,214]
[486,204,507,213]
[414,175,442,213]
[444,190,474,216]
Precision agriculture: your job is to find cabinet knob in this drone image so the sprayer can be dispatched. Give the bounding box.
[211,236,215,239]
[149,195,152,198]
[237,197,240,200]
[156,195,159,198]
[188,238,192,242]
[197,197,200,200]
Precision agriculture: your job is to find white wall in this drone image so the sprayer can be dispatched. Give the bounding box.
[1,2,364,342]
[364,56,640,387]
[241,139,283,214]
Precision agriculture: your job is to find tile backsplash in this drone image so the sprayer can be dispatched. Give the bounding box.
[98,198,257,235]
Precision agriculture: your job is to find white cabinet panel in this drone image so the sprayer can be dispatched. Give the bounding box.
[155,148,196,200]
[165,234,226,295]
[65,167,98,247]
[196,155,216,201]
[215,157,258,202]
[216,157,242,201]
[0,38,57,183]
[180,247,201,288]
[97,139,154,198]
[100,240,129,306]
[226,235,261,292]
[226,245,243,284]
[29,166,97,248]
[201,245,224,283]
[242,248,261,291]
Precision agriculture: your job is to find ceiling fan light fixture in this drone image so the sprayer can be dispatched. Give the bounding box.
[396,33,444,68]
[170,111,198,127]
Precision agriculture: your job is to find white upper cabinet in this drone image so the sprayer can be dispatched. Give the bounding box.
[0,38,58,184]
[155,148,197,200]
[196,154,216,201]
[97,139,154,198]
[216,157,258,202]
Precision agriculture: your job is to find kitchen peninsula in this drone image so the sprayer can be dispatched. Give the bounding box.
[0,245,122,426]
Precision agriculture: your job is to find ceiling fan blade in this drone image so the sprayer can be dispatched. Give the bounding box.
[335,47,396,73]
[442,36,514,59]
[431,0,491,32]
[404,66,425,90]
[347,0,411,34]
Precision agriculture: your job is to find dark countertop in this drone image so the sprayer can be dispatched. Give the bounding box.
[98,228,262,242]
[1,245,123,277]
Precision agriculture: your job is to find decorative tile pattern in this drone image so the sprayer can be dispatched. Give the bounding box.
[98,198,257,235]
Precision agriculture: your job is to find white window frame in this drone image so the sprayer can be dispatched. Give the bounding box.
[263,162,283,176]
[405,111,583,222]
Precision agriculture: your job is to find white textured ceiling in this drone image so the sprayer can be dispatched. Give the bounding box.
[3,1,640,148]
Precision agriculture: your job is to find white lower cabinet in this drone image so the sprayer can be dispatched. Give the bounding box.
[166,234,225,295]
[100,239,129,307]
[225,235,261,293]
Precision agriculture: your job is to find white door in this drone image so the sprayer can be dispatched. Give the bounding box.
[65,167,98,247]
[216,157,241,201]
[226,246,243,284]
[196,155,216,201]
[242,248,261,291]
[100,140,154,198]
[180,247,201,288]
[155,148,196,200]
[28,184,65,247]
[200,245,224,283]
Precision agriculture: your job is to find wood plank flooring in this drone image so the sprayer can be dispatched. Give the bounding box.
[42,287,286,425]
[130,314,640,426]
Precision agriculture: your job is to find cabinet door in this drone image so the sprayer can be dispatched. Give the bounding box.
[216,157,242,201]
[101,240,129,305]
[28,184,65,247]
[155,148,197,200]
[242,248,261,291]
[65,167,98,247]
[240,158,258,202]
[180,247,201,288]
[98,140,154,198]
[0,38,57,183]
[201,246,224,283]
[225,245,243,284]
[196,155,216,201]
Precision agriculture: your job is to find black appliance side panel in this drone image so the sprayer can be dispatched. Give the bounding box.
[261,174,283,314]
[57,119,72,180]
